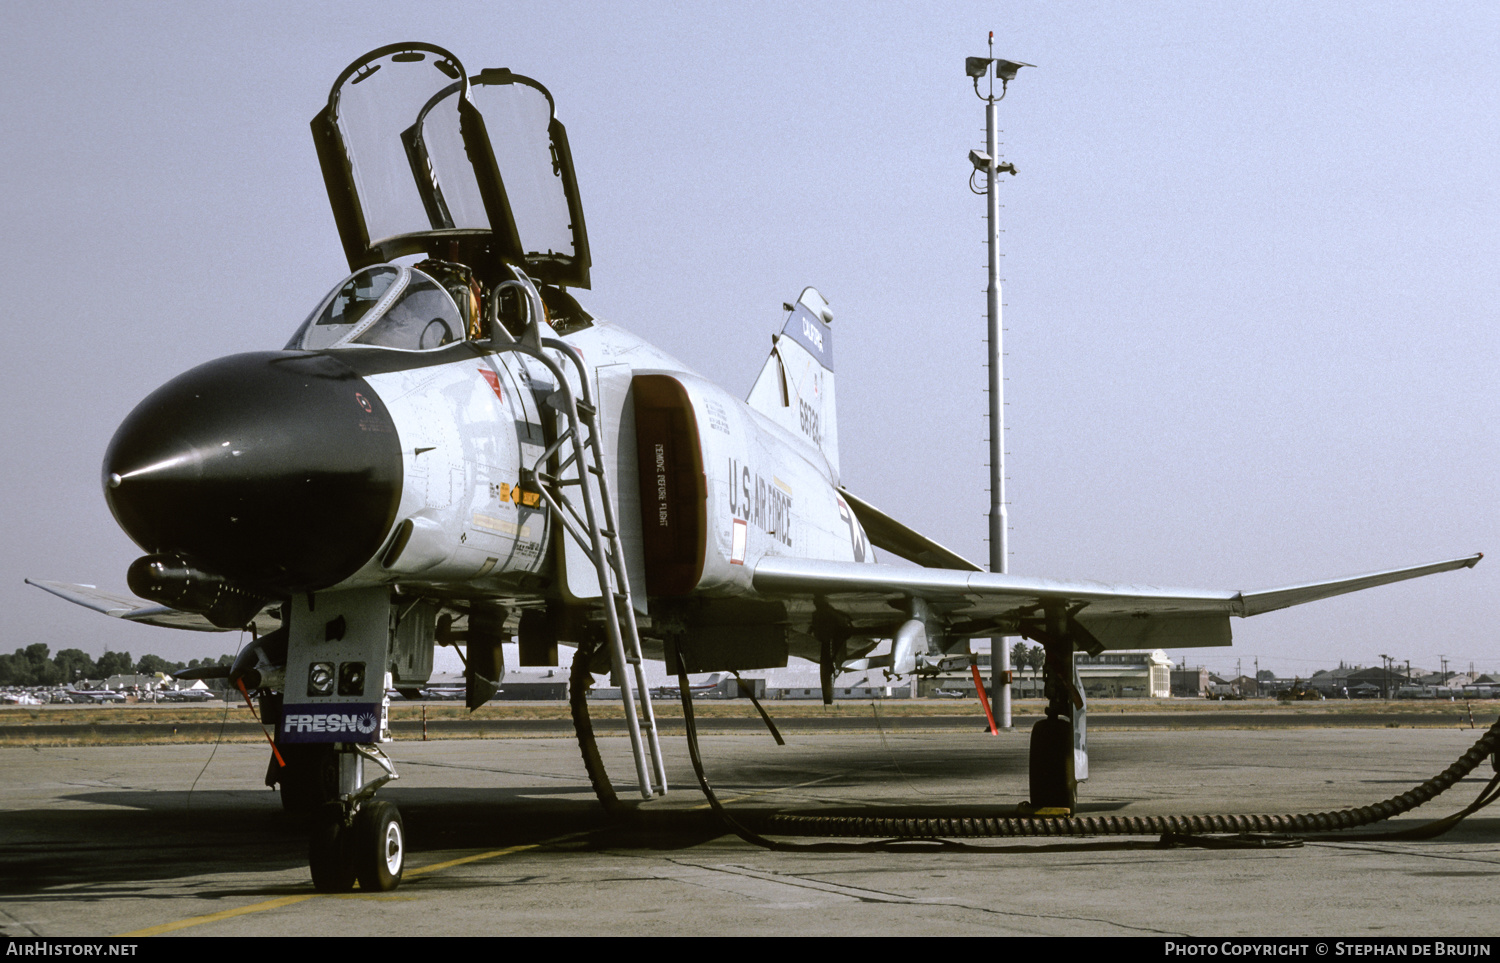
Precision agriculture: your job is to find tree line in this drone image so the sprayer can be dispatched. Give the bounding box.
[0,644,231,686]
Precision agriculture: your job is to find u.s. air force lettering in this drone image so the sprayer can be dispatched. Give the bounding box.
[727,458,792,546]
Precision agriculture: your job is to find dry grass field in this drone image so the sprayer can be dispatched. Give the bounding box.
[1,695,1492,747]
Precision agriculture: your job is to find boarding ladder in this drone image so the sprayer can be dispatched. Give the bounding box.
[490,275,668,799]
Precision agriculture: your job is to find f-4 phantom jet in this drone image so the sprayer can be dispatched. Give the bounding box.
[30,43,1480,893]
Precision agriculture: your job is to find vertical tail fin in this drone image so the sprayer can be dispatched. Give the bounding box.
[745,287,839,479]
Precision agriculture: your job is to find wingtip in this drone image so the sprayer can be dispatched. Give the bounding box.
[1467,552,1483,568]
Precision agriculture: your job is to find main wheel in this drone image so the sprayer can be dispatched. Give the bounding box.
[1028,716,1076,812]
[308,808,355,893]
[351,800,404,892]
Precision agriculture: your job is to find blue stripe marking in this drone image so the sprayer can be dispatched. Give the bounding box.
[781,304,834,371]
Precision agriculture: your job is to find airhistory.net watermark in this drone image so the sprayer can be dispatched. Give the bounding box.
[4,944,137,956]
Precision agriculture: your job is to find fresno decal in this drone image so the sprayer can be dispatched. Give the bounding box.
[727,458,792,547]
[280,703,383,743]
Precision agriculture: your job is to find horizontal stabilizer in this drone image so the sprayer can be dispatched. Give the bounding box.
[838,487,982,571]
[25,579,278,634]
[1238,553,1482,616]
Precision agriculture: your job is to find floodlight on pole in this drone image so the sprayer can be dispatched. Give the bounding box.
[969,39,1035,102]
[964,31,1030,732]
[994,59,1034,84]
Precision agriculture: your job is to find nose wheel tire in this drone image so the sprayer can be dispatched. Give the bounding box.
[351,800,405,892]
[308,801,405,893]
[308,806,356,893]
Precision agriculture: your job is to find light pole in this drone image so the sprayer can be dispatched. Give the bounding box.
[966,36,1030,731]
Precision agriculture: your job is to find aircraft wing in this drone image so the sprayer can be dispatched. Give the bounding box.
[25,579,278,634]
[750,553,1482,651]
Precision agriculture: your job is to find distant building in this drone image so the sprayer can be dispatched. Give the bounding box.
[1171,666,1210,698]
[912,649,1172,699]
[1228,675,1260,697]
[493,678,569,700]
[1346,666,1409,698]
[776,685,912,700]
[1075,650,1172,699]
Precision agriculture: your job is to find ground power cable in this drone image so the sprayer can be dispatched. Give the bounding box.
[766,714,1500,843]
[569,638,624,816]
[870,695,957,797]
[567,643,1500,848]
[185,628,253,810]
[1287,768,1500,844]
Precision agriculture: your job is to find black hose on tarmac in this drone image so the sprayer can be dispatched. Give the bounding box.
[765,716,1500,841]
[572,641,1500,845]
[569,640,625,816]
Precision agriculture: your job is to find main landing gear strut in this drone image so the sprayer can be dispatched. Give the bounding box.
[1025,602,1087,814]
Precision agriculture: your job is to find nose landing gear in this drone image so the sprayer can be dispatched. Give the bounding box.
[307,743,403,893]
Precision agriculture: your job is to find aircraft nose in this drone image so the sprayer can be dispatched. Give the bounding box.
[104,351,403,592]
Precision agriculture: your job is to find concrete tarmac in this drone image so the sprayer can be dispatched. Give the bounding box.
[0,722,1496,937]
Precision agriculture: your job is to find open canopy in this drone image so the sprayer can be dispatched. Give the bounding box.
[312,43,591,288]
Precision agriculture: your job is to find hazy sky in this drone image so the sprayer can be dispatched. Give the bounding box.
[2,1,1495,680]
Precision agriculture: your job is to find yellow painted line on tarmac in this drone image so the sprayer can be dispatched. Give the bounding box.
[118,833,589,937]
[119,773,854,936]
[119,896,317,937]
[404,840,549,877]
